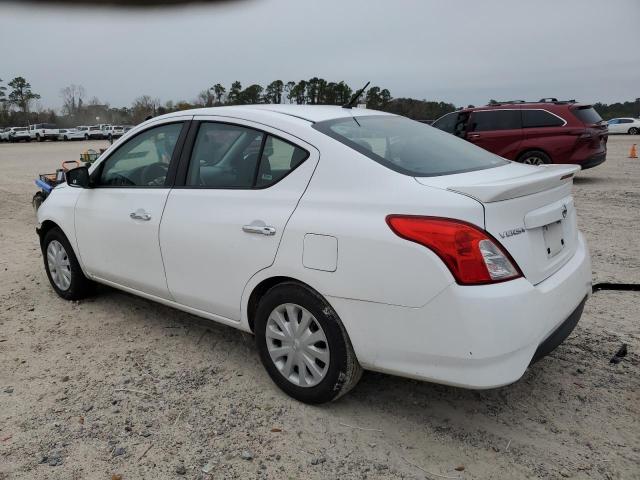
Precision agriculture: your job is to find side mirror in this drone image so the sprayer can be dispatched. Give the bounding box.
[66,166,91,188]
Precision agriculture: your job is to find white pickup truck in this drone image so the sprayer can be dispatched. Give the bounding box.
[29,123,60,142]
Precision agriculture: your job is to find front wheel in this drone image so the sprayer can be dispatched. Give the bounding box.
[255,282,362,404]
[628,127,639,135]
[42,227,95,300]
[517,150,551,166]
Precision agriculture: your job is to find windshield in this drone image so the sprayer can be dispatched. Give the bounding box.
[313,115,507,177]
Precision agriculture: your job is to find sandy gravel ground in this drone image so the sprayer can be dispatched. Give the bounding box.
[0,136,638,480]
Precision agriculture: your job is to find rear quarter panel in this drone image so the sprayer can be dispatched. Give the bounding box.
[242,137,485,316]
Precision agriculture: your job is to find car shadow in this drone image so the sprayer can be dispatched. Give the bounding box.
[573,175,608,185]
[92,283,582,441]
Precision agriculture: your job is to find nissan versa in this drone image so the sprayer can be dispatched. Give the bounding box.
[36,105,592,404]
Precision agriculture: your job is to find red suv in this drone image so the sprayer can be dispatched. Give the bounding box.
[431,99,608,169]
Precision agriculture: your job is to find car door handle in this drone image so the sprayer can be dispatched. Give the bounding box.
[469,133,481,139]
[130,210,151,221]
[242,224,276,236]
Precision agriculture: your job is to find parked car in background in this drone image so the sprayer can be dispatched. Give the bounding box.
[58,128,86,141]
[102,125,125,141]
[606,117,640,134]
[123,125,135,133]
[37,105,591,404]
[432,99,608,169]
[6,127,31,142]
[75,125,105,140]
[0,127,12,142]
[29,123,60,142]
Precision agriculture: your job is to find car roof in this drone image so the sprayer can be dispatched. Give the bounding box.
[160,104,395,124]
[458,102,591,113]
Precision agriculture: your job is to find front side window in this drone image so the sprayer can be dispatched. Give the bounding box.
[522,110,565,128]
[97,123,183,187]
[313,115,507,177]
[469,110,521,131]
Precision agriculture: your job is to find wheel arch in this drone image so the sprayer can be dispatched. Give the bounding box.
[245,275,325,333]
[516,147,553,163]
[38,219,62,246]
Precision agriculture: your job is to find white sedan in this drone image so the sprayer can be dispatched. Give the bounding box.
[36,105,592,403]
[607,117,640,134]
[58,128,86,141]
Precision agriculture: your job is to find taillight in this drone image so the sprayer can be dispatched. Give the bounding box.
[386,216,522,285]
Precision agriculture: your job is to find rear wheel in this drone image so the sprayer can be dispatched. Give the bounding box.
[84,134,89,140]
[36,134,42,142]
[42,227,95,300]
[255,282,362,404]
[517,150,551,166]
[628,127,639,135]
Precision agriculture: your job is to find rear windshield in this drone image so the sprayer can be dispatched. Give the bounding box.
[313,115,507,177]
[572,106,603,125]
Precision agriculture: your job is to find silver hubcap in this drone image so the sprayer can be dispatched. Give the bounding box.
[522,156,545,166]
[47,240,71,291]
[266,303,330,387]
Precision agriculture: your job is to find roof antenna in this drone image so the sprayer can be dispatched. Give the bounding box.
[342,81,370,109]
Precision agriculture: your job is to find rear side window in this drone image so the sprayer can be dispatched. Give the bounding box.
[256,136,308,187]
[313,115,507,177]
[186,122,308,189]
[522,110,565,128]
[469,110,521,131]
[619,119,633,124]
[187,123,264,188]
[572,106,603,125]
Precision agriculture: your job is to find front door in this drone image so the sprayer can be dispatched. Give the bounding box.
[159,117,318,320]
[74,120,189,298]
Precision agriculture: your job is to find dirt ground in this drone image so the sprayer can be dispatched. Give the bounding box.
[0,136,638,480]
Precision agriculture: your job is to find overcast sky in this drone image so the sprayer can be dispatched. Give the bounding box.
[1,0,638,111]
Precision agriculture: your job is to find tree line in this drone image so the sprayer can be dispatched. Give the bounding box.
[1,75,638,129]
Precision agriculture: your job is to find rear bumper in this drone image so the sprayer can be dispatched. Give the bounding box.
[329,232,592,389]
[579,152,607,170]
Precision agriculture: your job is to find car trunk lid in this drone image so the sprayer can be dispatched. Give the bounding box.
[416,163,581,285]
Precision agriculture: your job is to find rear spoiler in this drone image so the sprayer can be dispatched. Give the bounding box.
[446,164,580,203]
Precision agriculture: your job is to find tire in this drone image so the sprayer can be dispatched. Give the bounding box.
[255,282,362,404]
[36,134,42,142]
[41,227,95,300]
[84,134,89,140]
[517,150,551,166]
[629,127,639,135]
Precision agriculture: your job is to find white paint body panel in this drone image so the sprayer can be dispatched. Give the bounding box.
[37,105,593,390]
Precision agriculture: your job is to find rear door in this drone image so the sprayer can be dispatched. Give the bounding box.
[466,109,523,159]
[159,116,319,320]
